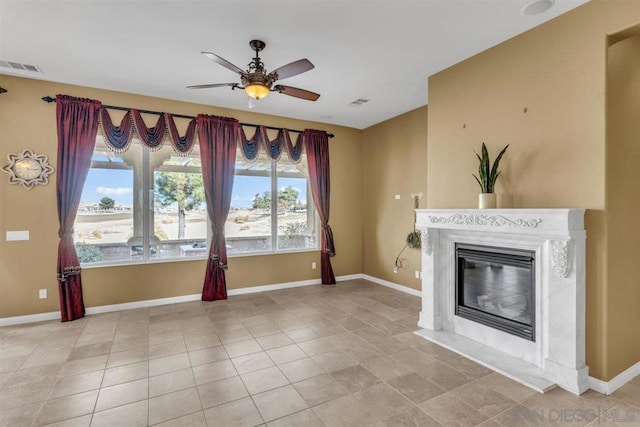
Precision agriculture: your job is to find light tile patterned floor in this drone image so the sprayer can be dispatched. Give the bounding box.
[0,279,638,426]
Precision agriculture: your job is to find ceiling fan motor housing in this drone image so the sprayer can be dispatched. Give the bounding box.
[249,39,266,52]
[244,40,276,90]
[242,73,275,88]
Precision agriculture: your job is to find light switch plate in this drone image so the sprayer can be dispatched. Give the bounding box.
[6,230,29,241]
[394,194,401,200]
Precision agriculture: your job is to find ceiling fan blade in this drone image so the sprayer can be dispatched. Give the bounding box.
[275,85,320,101]
[201,52,245,75]
[187,83,237,89]
[271,59,314,80]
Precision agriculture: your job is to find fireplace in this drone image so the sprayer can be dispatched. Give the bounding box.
[455,243,535,341]
[415,209,588,395]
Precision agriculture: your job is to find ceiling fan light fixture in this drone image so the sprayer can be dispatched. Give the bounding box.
[245,83,270,100]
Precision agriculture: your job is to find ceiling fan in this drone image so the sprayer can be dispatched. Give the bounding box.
[187,40,320,105]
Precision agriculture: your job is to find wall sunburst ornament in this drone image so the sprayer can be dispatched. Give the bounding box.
[2,149,54,189]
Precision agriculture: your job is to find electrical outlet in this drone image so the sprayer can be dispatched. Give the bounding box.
[394,194,401,200]
[39,289,47,299]
[415,270,420,279]
[311,262,317,270]
[393,266,398,273]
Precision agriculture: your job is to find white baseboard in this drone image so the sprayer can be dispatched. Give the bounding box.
[86,294,202,315]
[336,273,365,282]
[228,278,321,295]
[0,274,362,326]
[589,361,640,395]
[0,311,62,326]
[362,274,421,297]
[229,274,365,295]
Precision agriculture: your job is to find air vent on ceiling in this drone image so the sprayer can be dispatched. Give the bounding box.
[349,98,370,106]
[0,60,43,73]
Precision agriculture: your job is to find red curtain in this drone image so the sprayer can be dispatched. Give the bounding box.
[55,95,102,321]
[197,115,239,300]
[304,129,336,284]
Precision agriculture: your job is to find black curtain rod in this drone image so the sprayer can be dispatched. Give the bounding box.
[41,96,334,138]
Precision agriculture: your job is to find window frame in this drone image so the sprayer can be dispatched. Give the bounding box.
[78,139,318,268]
[226,153,319,257]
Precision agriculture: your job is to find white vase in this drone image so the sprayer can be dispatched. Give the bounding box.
[479,193,497,209]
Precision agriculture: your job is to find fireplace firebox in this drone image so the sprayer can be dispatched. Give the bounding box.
[455,243,535,341]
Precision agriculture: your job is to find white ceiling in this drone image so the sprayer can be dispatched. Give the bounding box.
[0,0,588,130]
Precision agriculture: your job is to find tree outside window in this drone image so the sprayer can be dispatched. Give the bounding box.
[154,172,205,239]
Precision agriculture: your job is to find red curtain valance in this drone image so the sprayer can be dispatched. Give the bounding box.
[98,106,304,160]
[99,109,133,152]
[99,108,198,155]
[238,126,304,163]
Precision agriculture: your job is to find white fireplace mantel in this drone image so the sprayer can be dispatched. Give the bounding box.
[415,208,588,395]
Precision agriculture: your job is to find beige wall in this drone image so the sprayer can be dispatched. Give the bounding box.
[0,75,363,318]
[606,33,640,381]
[426,0,640,380]
[361,107,428,291]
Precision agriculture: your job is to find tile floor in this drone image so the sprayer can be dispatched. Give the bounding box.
[0,279,638,426]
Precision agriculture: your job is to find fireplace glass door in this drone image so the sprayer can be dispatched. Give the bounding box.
[455,243,535,341]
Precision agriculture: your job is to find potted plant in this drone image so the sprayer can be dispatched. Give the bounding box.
[473,142,509,209]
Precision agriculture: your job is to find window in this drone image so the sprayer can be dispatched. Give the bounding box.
[76,137,317,265]
[75,140,138,265]
[76,138,207,265]
[225,149,318,255]
[151,144,208,259]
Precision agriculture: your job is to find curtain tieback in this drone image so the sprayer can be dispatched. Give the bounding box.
[320,224,336,257]
[209,254,228,270]
[57,266,82,282]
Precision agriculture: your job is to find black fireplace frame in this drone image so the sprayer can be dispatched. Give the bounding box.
[455,243,536,341]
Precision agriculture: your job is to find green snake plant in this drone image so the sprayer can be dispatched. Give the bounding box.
[473,143,509,193]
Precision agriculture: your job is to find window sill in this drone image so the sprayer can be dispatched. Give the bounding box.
[228,247,319,258]
[81,247,320,269]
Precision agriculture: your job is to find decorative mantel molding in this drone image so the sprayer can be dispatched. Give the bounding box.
[421,229,433,256]
[415,208,588,395]
[417,209,585,236]
[551,239,571,278]
[428,213,542,228]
